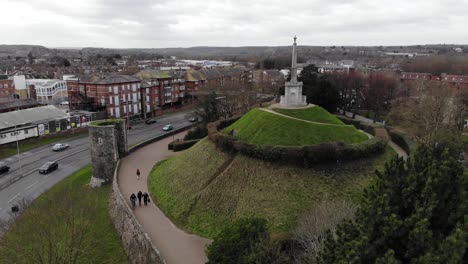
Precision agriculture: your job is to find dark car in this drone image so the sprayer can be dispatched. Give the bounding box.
[0,165,10,175]
[39,162,58,174]
[188,117,199,122]
[145,119,157,125]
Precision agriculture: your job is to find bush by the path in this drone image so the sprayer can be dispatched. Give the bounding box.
[184,125,208,140]
[173,139,201,152]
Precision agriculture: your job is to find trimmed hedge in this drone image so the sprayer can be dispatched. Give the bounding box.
[184,125,208,140]
[387,129,415,155]
[172,139,201,152]
[207,117,386,167]
[337,116,376,136]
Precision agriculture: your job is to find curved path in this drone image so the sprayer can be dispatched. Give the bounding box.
[118,131,211,264]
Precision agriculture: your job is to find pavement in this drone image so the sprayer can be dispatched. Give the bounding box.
[118,131,211,264]
[0,110,197,220]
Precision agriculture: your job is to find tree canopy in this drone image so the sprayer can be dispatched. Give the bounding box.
[319,145,467,263]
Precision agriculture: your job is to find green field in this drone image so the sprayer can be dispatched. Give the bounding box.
[149,139,395,238]
[272,106,345,125]
[0,165,127,264]
[224,108,367,146]
[0,130,88,159]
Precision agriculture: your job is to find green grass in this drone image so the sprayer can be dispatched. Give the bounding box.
[0,165,127,264]
[0,131,88,159]
[224,108,368,146]
[272,106,345,125]
[149,139,396,238]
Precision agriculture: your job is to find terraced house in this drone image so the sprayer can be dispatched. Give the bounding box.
[67,74,142,118]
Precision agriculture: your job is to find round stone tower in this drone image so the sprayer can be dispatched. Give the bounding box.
[88,119,127,187]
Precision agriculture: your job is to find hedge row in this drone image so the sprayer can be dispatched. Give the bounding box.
[337,116,376,136]
[173,139,201,152]
[207,117,386,167]
[387,129,415,155]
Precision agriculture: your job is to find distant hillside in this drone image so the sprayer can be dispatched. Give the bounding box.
[0,45,50,57]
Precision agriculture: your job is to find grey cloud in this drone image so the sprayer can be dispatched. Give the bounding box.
[2,0,468,47]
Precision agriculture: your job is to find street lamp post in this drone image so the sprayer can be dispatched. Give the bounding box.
[123,100,133,150]
[4,122,22,176]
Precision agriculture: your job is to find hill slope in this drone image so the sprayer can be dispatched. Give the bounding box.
[224,108,367,146]
[149,139,395,238]
[272,106,345,125]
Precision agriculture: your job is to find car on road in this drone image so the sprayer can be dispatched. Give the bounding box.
[0,165,10,175]
[188,117,199,122]
[39,162,58,174]
[52,143,69,151]
[145,118,157,124]
[163,124,173,131]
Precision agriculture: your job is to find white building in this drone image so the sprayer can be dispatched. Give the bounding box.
[26,79,68,104]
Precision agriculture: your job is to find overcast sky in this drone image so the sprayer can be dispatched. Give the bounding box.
[1,0,466,48]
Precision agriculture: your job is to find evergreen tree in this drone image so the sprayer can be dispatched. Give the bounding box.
[319,145,468,263]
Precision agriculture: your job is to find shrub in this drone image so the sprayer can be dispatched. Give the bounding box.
[184,125,208,140]
[206,218,268,264]
[337,116,376,136]
[388,129,413,155]
[342,138,386,160]
[172,139,201,152]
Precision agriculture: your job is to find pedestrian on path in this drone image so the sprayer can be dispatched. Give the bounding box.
[130,193,137,210]
[136,168,141,180]
[143,192,150,206]
[137,191,143,206]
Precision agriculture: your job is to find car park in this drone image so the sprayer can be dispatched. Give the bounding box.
[163,124,173,131]
[0,165,10,175]
[39,162,58,174]
[52,143,69,151]
[145,118,157,124]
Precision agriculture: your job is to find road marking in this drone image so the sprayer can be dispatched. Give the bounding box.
[7,193,20,203]
[26,181,38,191]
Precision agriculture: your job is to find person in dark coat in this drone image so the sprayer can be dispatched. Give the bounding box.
[130,193,137,210]
[143,192,150,206]
[136,169,141,180]
[137,191,143,206]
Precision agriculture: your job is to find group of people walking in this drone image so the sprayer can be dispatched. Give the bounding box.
[129,168,151,210]
[130,190,150,210]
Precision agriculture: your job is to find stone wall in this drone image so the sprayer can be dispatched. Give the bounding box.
[109,160,165,264]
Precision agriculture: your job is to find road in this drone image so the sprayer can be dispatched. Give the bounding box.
[0,110,196,220]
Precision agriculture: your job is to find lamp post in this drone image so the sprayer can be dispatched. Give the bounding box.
[4,122,22,176]
[122,100,133,150]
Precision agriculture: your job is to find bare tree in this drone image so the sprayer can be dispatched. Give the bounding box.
[293,200,356,263]
[388,80,465,143]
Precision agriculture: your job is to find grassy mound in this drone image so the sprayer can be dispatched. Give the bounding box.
[0,166,127,263]
[149,138,395,238]
[272,106,345,125]
[224,108,367,146]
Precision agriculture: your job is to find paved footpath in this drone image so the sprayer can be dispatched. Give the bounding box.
[118,131,211,264]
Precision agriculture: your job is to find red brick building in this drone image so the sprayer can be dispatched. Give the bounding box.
[0,79,14,98]
[67,75,141,118]
[135,70,187,118]
[400,72,468,95]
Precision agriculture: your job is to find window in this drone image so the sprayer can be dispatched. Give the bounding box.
[146,88,149,94]
[132,84,136,92]
[114,86,118,94]
[25,129,28,134]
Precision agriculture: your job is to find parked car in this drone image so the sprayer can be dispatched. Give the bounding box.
[52,143,69,151]
[145,118,157,124]
[39,162,58,174]
[0,165,10,175]
[163,124,173,131]
[188,117,199,122]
